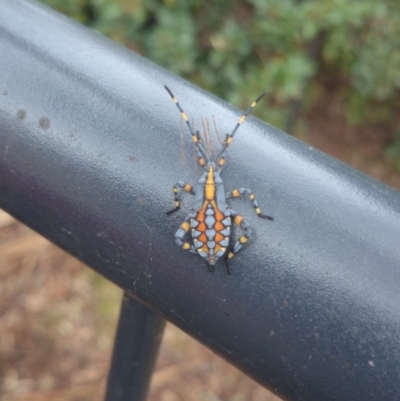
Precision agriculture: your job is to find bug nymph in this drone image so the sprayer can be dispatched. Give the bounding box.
[165,85,273,274]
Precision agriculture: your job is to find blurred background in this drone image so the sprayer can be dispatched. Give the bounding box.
[1,0,399,400]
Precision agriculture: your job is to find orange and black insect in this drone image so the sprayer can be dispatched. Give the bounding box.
[165,85,273,274]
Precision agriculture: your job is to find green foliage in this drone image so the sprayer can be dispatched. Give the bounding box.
[40,0,400,129]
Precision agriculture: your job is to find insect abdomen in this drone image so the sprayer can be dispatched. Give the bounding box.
[190,201,231,264]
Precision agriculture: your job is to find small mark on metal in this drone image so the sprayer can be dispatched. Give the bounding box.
[129,155,137,161]
[17,109,26,120]
[2,91,7,96]
[39,117,51,130]
[368,360,374,367]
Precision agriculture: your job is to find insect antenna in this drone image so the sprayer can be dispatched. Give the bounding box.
[216,91,267,168]
[179,116,190,174]
[164,85,209,167]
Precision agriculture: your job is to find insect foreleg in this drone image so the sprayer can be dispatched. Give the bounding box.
[226,188,273,220]
[166,181,196,215]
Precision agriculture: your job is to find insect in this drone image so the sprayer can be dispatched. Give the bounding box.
[165,85,273,274]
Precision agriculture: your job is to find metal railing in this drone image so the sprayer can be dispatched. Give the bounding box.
[1,1,400,400]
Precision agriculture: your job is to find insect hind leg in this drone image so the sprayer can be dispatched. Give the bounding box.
[166,181,196,215]
[175,216,196,253]
[224,211,252,274]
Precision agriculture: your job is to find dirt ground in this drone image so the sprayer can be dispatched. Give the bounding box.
[0,91,399,401]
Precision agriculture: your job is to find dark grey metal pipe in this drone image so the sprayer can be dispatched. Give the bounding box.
[104,292,166,401]
[1,1,400,400]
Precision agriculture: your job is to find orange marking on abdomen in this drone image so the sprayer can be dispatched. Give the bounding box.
[200,244,209,253]
[214,206,224,223]
[198,233,207,243]
[214,244,223,253]
[210,201,226,236]
[215,232,224,242]
[197,221,206,233]
[196,201,208,234]
[211,201,225,223]
[215,221,223,231]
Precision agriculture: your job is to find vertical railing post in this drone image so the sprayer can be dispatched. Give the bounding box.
[104,292,166,401]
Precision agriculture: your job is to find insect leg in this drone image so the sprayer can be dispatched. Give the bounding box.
[175,216,196,253]
[166,181,196,215]
[224,211,252,274]
[226,188,273,220]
